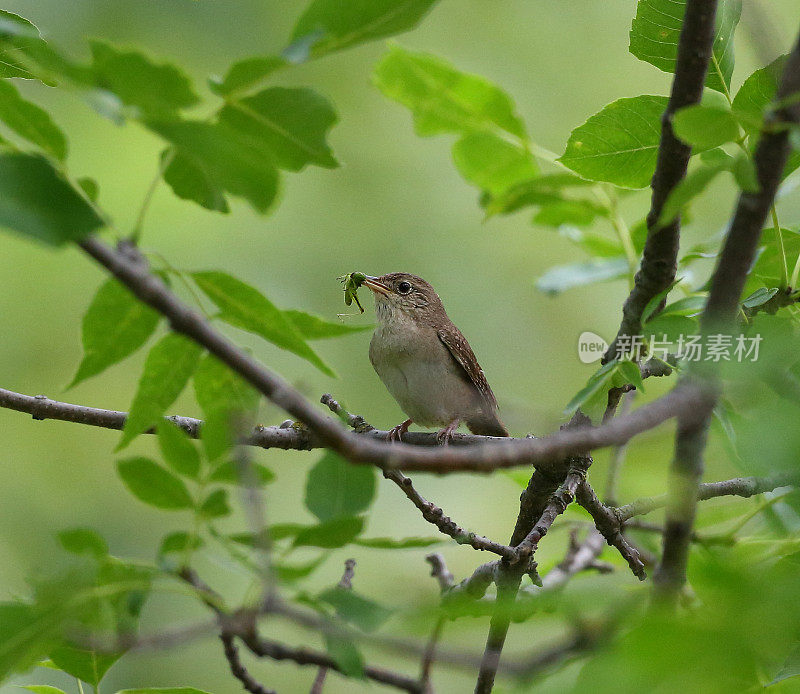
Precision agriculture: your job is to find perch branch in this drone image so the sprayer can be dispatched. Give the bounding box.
[604,0,721,362]
[72,237,710,473]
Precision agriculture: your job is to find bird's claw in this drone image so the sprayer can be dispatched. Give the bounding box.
[386,419,412,443]
[436,420,460,446]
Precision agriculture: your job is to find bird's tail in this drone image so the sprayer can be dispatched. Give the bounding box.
[467,412,509,437]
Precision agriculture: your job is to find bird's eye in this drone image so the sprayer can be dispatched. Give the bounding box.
[397,281,412,295]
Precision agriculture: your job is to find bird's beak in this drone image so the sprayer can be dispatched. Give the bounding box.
[363,276,390,296]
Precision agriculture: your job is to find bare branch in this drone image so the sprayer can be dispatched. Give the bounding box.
[655,31,800,602]
[616,472,798,522]
[322,394,515,557]
[576,481,647,580]
[654,406,713,599]
[310,559,357,694]
[605,0,721,362]
[220,631,276,694]
[425,553,455,593]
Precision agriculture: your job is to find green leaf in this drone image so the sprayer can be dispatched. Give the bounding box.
[753,228,800,285]
[558,96,667,188]
[564,363,615,414]
[21,687,67,694]
[156,420,201,479]
[731,152,758,192]
[116,689,214,694]
[317,588,392,632]
[193,353,260,460]
[742,286,779,309]
[289,0,440,59]
[644,313,697,342]
[305,451,376,522]
[660,295,706,316]
[208,460,274,485]
[198,489,231,519]
[284,310,371,339]
[89,40,199,119]
[484,172,595,216]
[48,646,117,688]
[0,80,66,159]
[452,131,537,196]
[672,104,741,150]
[324,633,364,678]
[274,557,325,583]
[116,457,194,510]
[57,529,108,557]
[70,278,161,388]
[618,359,645,392]
[118,334,203,449]
[219,87,338,171]
[536,257,630,295]
[534,198,606,228]
[192,271,334,376]
[77,177,99,202]
[0,153,103,245]
[558,226,623,258]
[0,602,55,680]
[209,56,287,97]
[293,516,365,548]
[354,536,442,549]
[769,643,800,686]
[732,56,800,181]
[658,160,729,227]
[641,278,682,324]
[732,56,787,133]
[150,120,279,214]
[158,531,203,556]
[629,0,742,95]
[0,11,87,84]
[161,150,229,213]
[373,45,526,139]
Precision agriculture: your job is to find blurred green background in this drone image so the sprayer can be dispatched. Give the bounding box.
[1,1,799,692]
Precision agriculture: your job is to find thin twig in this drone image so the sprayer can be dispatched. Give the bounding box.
[321,394,515,558]
[616,473,799,522]
[310,559,357,694]
[576,481,647,580]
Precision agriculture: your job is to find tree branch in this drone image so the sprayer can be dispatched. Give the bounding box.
[604,0,721,362]
[655,29,800,602]
[310,559,357,694]
[576,481,647,580]
[321,394,516,558]
[71,237,709,473]
[616,472,798,522]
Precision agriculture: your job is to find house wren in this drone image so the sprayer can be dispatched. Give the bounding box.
[364,272,508,443]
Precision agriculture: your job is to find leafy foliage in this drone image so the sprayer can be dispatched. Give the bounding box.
[289,0,441,59]
[192,271,335,376]
[0,80,66,159]
[629,0,742,95]
[70,279,161,388]
[0,153,103,245]
[119,334,203,448]
[305,451,376,521]
[559,96,668,188]
[2,1,800,693]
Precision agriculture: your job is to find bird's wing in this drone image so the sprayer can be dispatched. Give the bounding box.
[437,325,498,411]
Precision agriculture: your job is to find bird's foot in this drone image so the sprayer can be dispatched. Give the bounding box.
[436,419,461,446]
[386,418,412,443]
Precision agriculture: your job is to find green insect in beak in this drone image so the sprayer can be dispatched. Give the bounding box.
[338,271,367,313]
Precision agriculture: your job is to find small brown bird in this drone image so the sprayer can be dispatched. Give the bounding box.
[364,272,508,443]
